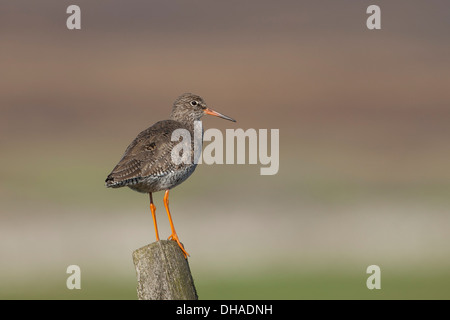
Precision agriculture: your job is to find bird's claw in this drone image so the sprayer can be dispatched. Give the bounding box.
[168,233,189,258]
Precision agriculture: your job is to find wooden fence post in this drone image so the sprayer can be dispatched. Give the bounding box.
[132,240,198,300]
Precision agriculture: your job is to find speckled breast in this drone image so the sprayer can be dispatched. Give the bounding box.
[128,164,197,193]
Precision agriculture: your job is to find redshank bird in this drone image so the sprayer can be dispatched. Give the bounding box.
[105,93,236,258]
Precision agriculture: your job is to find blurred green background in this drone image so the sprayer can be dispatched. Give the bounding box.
[1,1,450,299]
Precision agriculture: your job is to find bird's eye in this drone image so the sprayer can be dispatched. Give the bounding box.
[190,101,198,106]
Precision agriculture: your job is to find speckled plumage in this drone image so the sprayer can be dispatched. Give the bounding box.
[105,93,235,192]
[105,119,197,193]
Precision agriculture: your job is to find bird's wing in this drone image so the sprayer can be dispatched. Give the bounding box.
[105,120,189,187]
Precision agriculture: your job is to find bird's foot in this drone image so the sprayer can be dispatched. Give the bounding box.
[168,233,189,258]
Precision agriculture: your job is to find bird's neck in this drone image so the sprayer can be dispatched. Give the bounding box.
[169,113,199,128]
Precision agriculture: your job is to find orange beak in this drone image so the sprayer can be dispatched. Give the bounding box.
[204,108,236,122]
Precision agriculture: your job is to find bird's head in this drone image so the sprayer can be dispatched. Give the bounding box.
[170,93,236,123]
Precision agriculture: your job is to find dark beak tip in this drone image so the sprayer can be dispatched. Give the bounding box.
[225,116,236,123]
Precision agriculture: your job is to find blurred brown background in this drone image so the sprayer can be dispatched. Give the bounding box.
[1,1,449,299]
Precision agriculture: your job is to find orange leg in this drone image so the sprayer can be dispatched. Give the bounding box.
[163,190,189,258]
[149,193,160,241]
